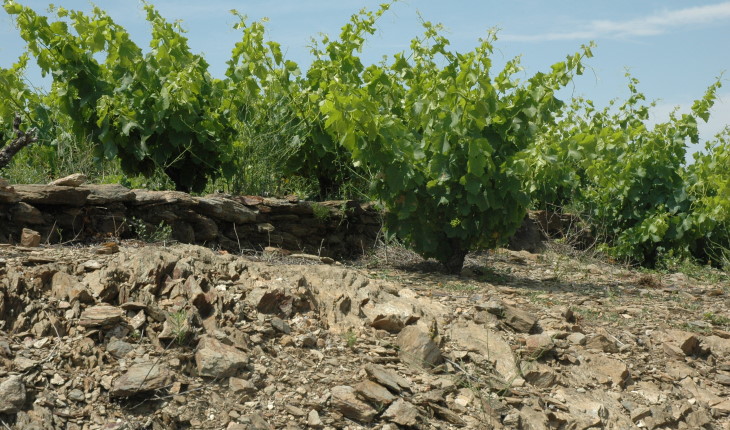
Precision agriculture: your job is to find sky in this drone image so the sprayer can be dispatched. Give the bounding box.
[1,0,729,157]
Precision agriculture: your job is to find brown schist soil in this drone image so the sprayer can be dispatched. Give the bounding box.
[0,241,729,429]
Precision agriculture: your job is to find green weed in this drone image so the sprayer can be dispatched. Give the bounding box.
[574,307,601,322]
[311,203,331,221]
[343,329,357,349]
[703,312,730,328]
[168,310,190,346]
[657,253,730,284]
[444,282,480,293]
[677,322,713,335]
[128,217,173,244]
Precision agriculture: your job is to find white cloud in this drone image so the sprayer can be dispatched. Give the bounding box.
[503,2,730,42]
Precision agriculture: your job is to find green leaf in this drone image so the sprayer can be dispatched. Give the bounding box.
[464,177,481,195]
[467,139,487,176]
[4,3,23,14]
[121,120,138,136]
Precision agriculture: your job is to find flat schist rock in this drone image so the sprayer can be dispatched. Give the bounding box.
[0,178,20,204]
[260,197,314,215]
[353,380,396,406]
[701,335,730,357]
[20,228,41,247]
[78,305,124,327]
[195,335,249,378]
[363,364,411,394]
[10,202,44,224]
[502,305,537,333]
[48,173,87,187]
[449,320,520,384]
[234,195,264,206]
[396,324,443,369]
[79,184,135,204]
[130,189,198,206]
[0,189,19,204]
[330,385,377,423]
[110,362,171,397]
[362,287,447,334]
[11,184,90,206]
[381,398,421,427]
[659,329,701,356]
[0,375,26,414]
[196,195,258,223]
[579,352,630,388]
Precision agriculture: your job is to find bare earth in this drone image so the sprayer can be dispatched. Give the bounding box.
[0,242,729,429]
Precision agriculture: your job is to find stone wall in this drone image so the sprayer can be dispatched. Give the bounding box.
[0,179,381,258]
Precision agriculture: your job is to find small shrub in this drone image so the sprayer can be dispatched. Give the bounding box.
[703,312,730,328]
[311,203,331,221]
[343,329,357,349]
[128,217,173,244]
[168,310,190,346]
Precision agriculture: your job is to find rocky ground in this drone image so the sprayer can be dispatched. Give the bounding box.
[0,241,729,429]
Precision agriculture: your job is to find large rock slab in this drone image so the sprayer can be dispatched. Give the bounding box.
[79,305,123,327]
[381,398,421,426]
[131,190,198,206]
[660,329,701,356]
[49,173,87,187]
[0,375,26,414]
[525,333,555,357]
[110,363,172,397]
[520,361,557,388]
[713,398,730,415]
[195,335,249,378]
[283,264,448,335]
[12,184,90,206]
[196,196,258,223]
[331,385,377,423]
[272,265,377,333]
[9,202,44,224]
[363,364,411,394]
[679,377,724,407]
[114,246,182,288]
[20,228,41,247]
[51,271,86,301]
[354,380,396,406]
[503,305,537,333]
[362,288,440,334]
[580,353,629,388]
[396,324,443,369]
[0,178,20,203]
[703,335,730,357]
[586,333,619,353]
[106,338,134,358]
[80,184,136,204]
[449,321,520,384]
[552,388,635,429]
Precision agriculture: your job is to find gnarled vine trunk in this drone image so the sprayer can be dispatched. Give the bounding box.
[443,238,468,275]
[0,114,37,170]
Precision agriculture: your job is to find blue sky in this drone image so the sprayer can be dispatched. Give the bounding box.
[2,0,729,154]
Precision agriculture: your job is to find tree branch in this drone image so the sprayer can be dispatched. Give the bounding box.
[0,113,37,169]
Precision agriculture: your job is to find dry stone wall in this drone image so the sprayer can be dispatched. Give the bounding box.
[0,179,381,258]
